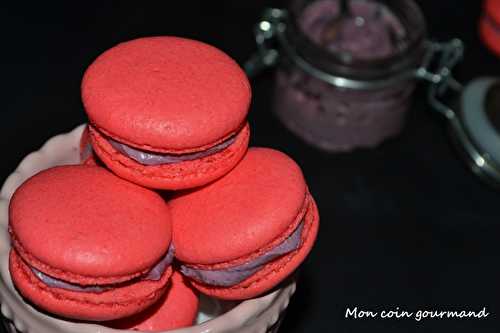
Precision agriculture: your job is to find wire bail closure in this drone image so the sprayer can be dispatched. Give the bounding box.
[244,8,287,78]
[415,40,500,186]
[244,8,464,92]
[424,38,465,118]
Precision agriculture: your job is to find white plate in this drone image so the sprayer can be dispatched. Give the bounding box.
[0,125,295,333]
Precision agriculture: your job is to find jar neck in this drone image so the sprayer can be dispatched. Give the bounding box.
[285,0,427,81]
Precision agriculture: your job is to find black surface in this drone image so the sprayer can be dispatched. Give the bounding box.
[1,1,500,332]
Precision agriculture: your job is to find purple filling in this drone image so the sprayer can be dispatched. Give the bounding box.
[143,244,175,280]
[32,269,109,293]
[108,136,236,166]
[300,0,407,60]
[180,222,304,287]
[80,143,93,161]
[273,0,414,152]
[31,245,174,293]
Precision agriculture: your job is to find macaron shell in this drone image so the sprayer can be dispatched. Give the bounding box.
[480,15,500,57]
[9,165,172,284]
[172,147,307,265]
[89,123,250,190]
[82,36,251,152]
[485,0,500,26]
[188,194,319,300]
[107,272,199,331]
[9,250,173,321]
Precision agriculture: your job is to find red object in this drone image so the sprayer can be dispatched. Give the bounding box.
[89,123,249,190]
[9,166,173,321]
[82,36,251,190]
[108,272,199,331]
[171,148,320,300]
[480,0,500,56]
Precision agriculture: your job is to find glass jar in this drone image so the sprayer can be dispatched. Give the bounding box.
[248,0,427,152]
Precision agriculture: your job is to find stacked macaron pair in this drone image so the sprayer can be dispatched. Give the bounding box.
[8,36,319,332]
[9,166,197,331]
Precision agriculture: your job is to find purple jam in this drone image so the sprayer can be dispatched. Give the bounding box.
[80,142,93,162]
[109,136,236,166]
[301,0,406,60]
[31,244,174,293]
[108,136,235,165]
[180,222,304,287]
[273,0,415,152]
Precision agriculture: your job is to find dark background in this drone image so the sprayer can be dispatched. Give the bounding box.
[1,1,500,332]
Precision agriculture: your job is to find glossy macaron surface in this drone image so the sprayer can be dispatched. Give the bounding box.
[82,36,251,153]
[171,148,307,265]
[170,148,319,300]
[9,165,171,284]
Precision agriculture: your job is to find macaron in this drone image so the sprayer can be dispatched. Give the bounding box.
[481,0,500,57]
[82,36,251,190]
[9,165,174,321]
[171,148,319,300]
[107,272,199,332]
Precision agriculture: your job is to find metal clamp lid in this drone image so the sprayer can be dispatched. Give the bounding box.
[244,8,286,78]
[422,38,500,186]
[244,8,464,90]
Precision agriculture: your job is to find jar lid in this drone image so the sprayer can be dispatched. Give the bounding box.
[285,0,427,81]
[460,78,500,166]
[449,76,500,186]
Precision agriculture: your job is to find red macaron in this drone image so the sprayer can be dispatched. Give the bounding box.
[9,165,174,321]
[107,271,199,332]
[480,0,500,57]
[82,36,251,190]
[171,148,319,300]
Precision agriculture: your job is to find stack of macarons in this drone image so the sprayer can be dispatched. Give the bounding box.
[8,36,319,332]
